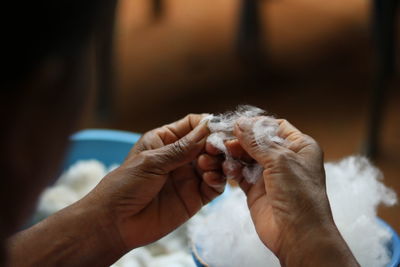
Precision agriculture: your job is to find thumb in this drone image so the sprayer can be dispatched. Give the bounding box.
[147,122,209,174]
[233,117,282,167]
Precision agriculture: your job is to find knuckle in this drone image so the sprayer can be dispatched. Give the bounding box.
[182,114,191,122]
[302,134,322,150]
[153,127,163,134]
[275,150,289,163]
[140,150,156,167]
[291,132,304,140]
[146,130,159,142]
[137,150,167,175]
[186,113,198,119]
[280,119,288,125]
[171,138,189,156]
[155,127,167,137]
[131,131,157,153]
[249,138,259,149]
[277,148,297,163]
[301,134,314,143]
[187,113,201,128]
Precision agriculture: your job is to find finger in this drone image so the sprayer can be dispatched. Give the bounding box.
[276,119,320,154]
[129,130,165,155]
[222,159,243,180]
[243,177,267,210]
[276,119,303,142]
[205,142,223,155]
[233,117,283,167]
[202,171,226,193]
[200,180,223,205]
[129,114,207,155]
[221,159,254,194]
[237,175,253,196]
[225,139,253,162]
[197,154,223,171]
[142,122,210,174]
[159,114,209,145]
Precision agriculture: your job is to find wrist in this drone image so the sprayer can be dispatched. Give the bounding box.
[7,194,128,267]
[278,222,359,267]
[74,193,128,261]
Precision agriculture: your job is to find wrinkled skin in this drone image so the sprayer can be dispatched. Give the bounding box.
[6,114,227,267]
[89,114,225,249]
[198,117,360,267]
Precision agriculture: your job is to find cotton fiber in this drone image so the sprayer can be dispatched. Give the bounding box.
[204,105,283,184]
[188,156,397,267]
[36,160,108,220]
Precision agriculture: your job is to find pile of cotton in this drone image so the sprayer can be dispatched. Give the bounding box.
[35,160,196,267]
[111,227,194,267]
[35,160,116,221]
[188,156,397,267]
[325,157,397,265]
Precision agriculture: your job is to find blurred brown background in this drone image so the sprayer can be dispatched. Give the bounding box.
[84,0,399,232]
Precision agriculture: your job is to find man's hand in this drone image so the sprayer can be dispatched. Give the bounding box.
[7,114,226,267]
[202,117,360,267]
[88,114,225,250]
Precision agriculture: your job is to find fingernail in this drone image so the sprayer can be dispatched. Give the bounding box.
[189,124,209,144]
[200,114,213,126]
[236,117,251,131]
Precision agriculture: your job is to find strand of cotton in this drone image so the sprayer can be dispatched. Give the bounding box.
[204,105,283,184]
[188,156,397,267]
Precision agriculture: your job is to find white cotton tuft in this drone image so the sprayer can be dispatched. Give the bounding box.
[253,117,284,146]
[325,156,397,267]
[37,160,108,216]
[205,105,282,184]
[207,132,230,154]
[188,156,397,267]
[242,164,264,184]
[36,185,79,218]
[205,105,265,138]
[189,188,280,267]
[56,160,107,197]
[223,158,243,179]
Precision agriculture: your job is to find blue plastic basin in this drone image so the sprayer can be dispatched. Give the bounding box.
[63,129,141,169]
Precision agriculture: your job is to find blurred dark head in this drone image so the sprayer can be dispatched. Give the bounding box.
[3,1,111,83]
[0,0,116,257]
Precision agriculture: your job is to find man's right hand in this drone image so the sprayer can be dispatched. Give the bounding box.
[201,117,360,267]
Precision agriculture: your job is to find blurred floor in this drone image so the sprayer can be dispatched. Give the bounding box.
[87,0,399,232]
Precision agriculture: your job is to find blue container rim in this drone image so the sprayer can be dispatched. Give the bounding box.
[378,218,400,267]
[71,129,141,144]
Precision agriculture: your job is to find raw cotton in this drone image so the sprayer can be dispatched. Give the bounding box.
[35,160,195,267]
[188,156,397,267]
[36,160,110,221]
[204,105,283,184]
